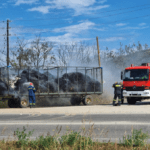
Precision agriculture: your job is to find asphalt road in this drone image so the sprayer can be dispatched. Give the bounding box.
[0,112,150,143]
[1,100,150,143]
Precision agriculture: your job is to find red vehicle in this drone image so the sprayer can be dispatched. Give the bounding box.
[121,63,150,104]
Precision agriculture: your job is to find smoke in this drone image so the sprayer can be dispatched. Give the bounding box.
[0,68,101,107]
[2,46,148,106]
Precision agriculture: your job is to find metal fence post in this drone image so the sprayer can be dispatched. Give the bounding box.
[66,67,68,93]
[0,68,1,81]
[47,67,49,94]
[76,67,78,93]
[85,67,87,92]
[38,68,39,93]
[93,68,95,93]
[96,68,98,92]
[28,66,30,82]
[101,67,103,93]
[57,67,59,94]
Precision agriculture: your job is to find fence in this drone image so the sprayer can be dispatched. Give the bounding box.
[0,66,103,96]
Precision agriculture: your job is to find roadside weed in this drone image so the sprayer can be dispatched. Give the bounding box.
[120,129,149,147]
[15,126,34,147]
[0,124,150,149]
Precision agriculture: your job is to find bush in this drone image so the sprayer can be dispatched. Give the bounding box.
[59,131,81,147]
[120,129,149,147]
[15,126,34,148]
[59,130,93,149]
[33,135,58,149]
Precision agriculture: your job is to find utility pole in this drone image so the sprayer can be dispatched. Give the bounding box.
[96,36,101,67]
[7,20,10,94]
[96,36,102,87]
[7,20,9,67]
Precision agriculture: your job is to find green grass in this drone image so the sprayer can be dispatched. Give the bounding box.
[0,125,150,150]
[120,128,149,147]
[0,100,9,108]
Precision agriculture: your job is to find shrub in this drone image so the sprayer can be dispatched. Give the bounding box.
[120,129,149,147]
[59,130,93,149]
[15,126,34,148]
[35,135,58,149]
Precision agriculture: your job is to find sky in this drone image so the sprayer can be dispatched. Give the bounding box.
[0,0,150,54]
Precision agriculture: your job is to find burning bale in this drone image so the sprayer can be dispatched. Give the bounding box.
[87,80,101,92]
[0,68,101,95]
[0,79,8,95]
[15,69,57,93]
[55,72,101,92]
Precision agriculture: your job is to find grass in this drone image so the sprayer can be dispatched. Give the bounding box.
[0,122,150,150]
[0,100,9,108]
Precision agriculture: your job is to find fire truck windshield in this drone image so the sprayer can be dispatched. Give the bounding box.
[124,69,149,81]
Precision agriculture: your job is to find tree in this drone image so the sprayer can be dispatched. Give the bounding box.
[9,36,55,68]
[137,41,143,51]
[27,36,55,68]
[56,42,95,66]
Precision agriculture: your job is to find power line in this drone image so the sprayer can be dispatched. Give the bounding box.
[0,21,5,23]
[10,6,150,29]
[0,13,149,37]
[9,14,150,36]
[11,3,150,22]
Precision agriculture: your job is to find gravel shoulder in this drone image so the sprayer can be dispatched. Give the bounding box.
[0,103,150,115]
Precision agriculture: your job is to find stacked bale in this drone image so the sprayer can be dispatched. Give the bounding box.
[87,80,101,92]
[0,79,8,95]
[15,69,57,93]
[15,70,28,91]
[55,72,101,92]
[0,69,101,95]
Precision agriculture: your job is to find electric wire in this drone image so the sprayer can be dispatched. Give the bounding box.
[11,3,150,22]
[8,13,150,36]
[10,6,150,29]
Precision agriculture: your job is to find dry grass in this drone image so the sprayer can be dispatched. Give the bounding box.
[0,100,9,108]
[92,93,113,105]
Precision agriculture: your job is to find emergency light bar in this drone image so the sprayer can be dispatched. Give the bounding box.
[131,64,134,67]
[141,63,150,66]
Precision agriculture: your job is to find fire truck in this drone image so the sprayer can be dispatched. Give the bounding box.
[121,63,150,104]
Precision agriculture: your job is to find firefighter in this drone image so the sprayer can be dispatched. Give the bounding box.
[28,83,36,108]
[120,82,124,104]
[112,82,123,106]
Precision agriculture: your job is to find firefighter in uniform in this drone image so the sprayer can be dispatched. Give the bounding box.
[120,82,124,104]
[112,82,123,106]
[28,83,36,108]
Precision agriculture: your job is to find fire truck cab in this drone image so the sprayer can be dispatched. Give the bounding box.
[121,63,150,104]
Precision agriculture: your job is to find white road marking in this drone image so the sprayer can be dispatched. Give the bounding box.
[0,121,148,125]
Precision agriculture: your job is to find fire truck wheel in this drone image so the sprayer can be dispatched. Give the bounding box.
[127,97,136,105]
[20,96,29,108]
[83,95,93,105]
[70,96,81,105]
[8,99,19,108]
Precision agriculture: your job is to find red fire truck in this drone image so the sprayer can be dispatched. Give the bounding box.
[121,63,150,104]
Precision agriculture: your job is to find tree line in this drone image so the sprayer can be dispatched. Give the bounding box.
[0,36,149,69]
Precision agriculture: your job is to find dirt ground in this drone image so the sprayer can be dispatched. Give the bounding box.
[0,93,113,108]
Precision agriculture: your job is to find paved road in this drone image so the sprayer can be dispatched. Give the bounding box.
[0,113,150,143]
[0,100,150,143]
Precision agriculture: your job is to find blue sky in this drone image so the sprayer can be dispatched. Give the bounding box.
[0,0,150,52]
